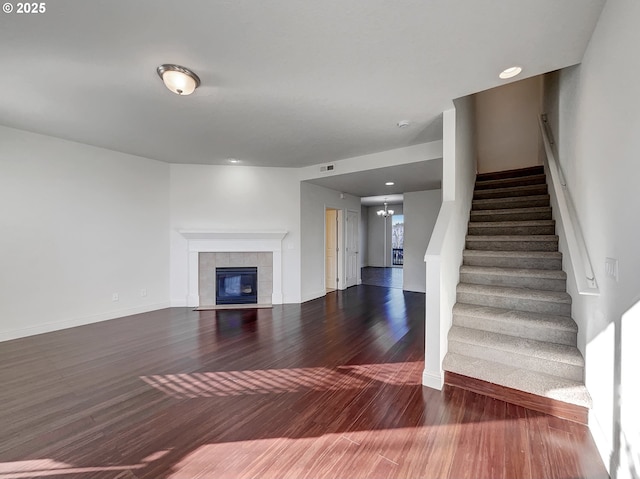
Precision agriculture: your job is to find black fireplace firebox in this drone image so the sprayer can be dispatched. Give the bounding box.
[216,267,258,305]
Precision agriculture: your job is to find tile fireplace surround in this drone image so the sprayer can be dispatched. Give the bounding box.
[199,252,272,306]
[180,231,287,307]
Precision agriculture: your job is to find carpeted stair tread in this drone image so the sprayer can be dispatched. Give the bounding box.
[468,220,555,236]
[460,265,566,279]
[476,165,544,182]
[475,174,546,190]
[443,352,592,408]
[457,283,572,315]
[472,194,550,210]
[466,234,558,252]
[470,206,552,221]
[474,184,548,200]
[463,250,562,270]
[448,325,583,367]
[459,265,567,292]
[457,283,571,304]
[453,303,577,346]
[466,234,558,241]
[445,165,591,417]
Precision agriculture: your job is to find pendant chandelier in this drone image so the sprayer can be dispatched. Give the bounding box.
[377,201,394,218]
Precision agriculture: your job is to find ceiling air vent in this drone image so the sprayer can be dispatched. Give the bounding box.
[320,164,335,172]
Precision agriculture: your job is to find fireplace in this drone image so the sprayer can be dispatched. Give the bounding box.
[216,267,258,305]
[180,230,287,307]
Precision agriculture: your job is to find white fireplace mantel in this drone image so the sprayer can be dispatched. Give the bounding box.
[180,230,287,306]
[180,230,288,241]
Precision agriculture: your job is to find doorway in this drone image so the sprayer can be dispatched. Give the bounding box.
[391,214,404,266]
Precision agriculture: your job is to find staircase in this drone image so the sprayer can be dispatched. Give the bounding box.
[442,165,591,424]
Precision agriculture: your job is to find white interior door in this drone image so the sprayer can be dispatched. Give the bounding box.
[325,209,338,290]
[345,210,359,287]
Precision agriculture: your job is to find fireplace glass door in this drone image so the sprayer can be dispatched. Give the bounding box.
[216,267,258,305]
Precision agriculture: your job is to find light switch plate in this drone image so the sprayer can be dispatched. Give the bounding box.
[605,257,618,282]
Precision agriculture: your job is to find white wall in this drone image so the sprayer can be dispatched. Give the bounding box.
[0,126,170,341]
[423,95,477,389]
[475,76,543,173]
[300,182,361,302]
[170,164,301,304]
[403,189,442,293]
[367,204,402,268]
[542,1,640,476]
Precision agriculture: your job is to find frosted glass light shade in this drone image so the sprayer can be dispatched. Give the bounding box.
[157,64,200,95]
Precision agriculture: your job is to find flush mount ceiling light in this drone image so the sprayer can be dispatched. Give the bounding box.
[157,64,201,95]
[377,200,394,218]
[227,158,240,164]
[499,66,522,79]
[385,181,395,186]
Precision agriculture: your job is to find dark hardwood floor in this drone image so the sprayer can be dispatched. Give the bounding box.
[0,286,607,478]
[360,267,403,289]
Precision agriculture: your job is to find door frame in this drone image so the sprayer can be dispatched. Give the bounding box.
[345,209,360,287]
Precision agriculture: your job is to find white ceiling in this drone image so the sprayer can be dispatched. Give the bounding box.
[0,0,605,168]
[306,159,442,201]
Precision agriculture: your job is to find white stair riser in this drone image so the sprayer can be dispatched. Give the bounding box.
[457,291,571,315]
[448,339,584,382]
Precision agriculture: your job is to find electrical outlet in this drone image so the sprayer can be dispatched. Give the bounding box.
[605,258,619,282]
[140,288,147,297]
[112,292,119,302]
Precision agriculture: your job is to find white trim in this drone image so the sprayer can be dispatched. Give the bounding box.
[589,409,613,477]
[302,289,327,303]
[180,230,287,307]
[179,230,287,241]
[171,297,188,307]
[0,302,171,342]
[422,369,444,390]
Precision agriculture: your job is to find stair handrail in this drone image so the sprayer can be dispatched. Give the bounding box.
[539,114,599,295]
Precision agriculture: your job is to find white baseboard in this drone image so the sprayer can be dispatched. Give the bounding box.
[301,289,327,303]
[589,409,613,477]
[422,369,444,390]
[171,297,188,307]
[187,294,199,307]
[0,302,171,343]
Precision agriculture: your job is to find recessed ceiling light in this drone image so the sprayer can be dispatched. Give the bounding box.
[397,120,410,128]
[499,66,522,79]
[227,158,240,164]
[385,181,395,186]
[157,64,201,95]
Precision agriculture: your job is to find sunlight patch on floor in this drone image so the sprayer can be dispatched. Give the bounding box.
[0,459,145,478]
[140,361,423,399]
